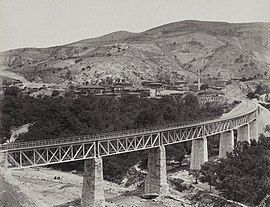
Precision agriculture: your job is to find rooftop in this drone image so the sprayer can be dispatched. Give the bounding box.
[77,85,105,89]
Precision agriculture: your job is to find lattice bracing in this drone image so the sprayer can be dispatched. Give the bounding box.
[7,142,96,168]
[98,132,161,156]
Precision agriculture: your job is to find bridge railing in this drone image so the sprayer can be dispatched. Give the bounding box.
[0,116,220,151]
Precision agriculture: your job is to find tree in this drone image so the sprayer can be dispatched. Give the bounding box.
[190,170,200,184]
[265,125,270,133]
[135,108,158,128]
[199,138,270,205]
[200,83,209,90]
[4,86,21,97]
[254,84,264,95]
[166,143,186,165]
[254,84,270,95]
[51,90,60,97]
[199,161,219,192]
[183,93,199,109]
[246,91,255,99]
[2,79,11,86]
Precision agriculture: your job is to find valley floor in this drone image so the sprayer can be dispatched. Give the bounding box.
[0,166,246,207]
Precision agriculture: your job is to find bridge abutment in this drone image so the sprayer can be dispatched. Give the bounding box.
[219,130,234,158]
[145,146,169,195]
[237,124,250,143]
[249,120,259,141]
[81,157,105,207]
[190,137,208,170]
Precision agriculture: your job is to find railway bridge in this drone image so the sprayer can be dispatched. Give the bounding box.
[0,100,260,207]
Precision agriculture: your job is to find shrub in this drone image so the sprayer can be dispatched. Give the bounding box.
[199,138,270,205]
[2,92,223,183]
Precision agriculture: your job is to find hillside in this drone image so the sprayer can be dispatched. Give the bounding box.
[0,20,270,85]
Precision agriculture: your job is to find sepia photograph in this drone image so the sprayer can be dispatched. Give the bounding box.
[0,0,270,206]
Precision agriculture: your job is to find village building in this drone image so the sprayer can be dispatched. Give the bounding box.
[114,82,133,88]
[76,85,105,95]
[142,81,164,88]
[142,81,165,97]
[124,87,150,98]
[111,85,124,95]
[174,80,187,87]
[188,84,200,92]
[125,92,142,98]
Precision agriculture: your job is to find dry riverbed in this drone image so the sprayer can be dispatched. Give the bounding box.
[4,166,245,207]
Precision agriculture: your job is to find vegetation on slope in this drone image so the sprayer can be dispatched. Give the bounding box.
[199,137,270,205]
[1,86,223,141]
[1,86,224,182]
[247,83,270,99]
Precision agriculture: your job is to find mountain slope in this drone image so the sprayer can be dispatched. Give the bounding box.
[0,20,269,85]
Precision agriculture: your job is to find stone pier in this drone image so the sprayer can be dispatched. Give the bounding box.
[190,137,208,170]
[0,150,7,174]
[249,120,259,141]
[81,157,105,207]
[237,124,250,143]
[145,146,169,195]
[0,151,7,167]
[219,130,234,158]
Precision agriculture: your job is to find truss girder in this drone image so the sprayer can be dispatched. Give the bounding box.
[97,133,161,156]
[4,106,258,168]
[6,142,96,168]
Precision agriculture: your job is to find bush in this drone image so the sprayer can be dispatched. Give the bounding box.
[4,86,21,97]
[200,83,209,90]
[51,90,60,97]
[246,91,255,99]
[199,138,270,205]
[254,84,270,95]
[2,92,223,182]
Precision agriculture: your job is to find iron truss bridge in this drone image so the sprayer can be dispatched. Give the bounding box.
[0,100,258,169]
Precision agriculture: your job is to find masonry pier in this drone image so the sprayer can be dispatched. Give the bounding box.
[237,124,250,143]
[81,157,105,207]
[249,119,258,141]
[190,137,208,170]
[0,150,7,174]
[145,146,169,195]
[219,130,234,158]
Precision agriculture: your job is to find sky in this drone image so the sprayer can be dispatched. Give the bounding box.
[0,0,270,52]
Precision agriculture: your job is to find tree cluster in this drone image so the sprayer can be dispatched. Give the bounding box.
[247,84,270,99]
[2,89,223,142]
[1,87,223,182]
[199,137,270,205]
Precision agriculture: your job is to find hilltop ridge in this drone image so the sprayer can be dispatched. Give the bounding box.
[0,20,269,86]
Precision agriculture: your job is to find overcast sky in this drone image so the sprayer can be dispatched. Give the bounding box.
[0,0,269,51]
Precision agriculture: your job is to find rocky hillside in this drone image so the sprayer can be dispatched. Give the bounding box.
[0,20,269,85]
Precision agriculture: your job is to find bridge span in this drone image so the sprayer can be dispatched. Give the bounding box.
[0,100,259,207]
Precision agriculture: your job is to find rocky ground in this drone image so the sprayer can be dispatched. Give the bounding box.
[0,171,36,207]
[1,165,247,207]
